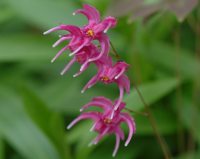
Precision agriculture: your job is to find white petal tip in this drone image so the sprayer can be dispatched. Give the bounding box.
[51,60,55,63]
[81,90,84,94]
[80,108,83,112]
[124,143,129,147]
[72,12,76,16]
[73,74,78,78]
[88,143,93,147]
[43,31,49,35]
[67,126,71,130]
[88,85,92,89]
[60,72,64,76]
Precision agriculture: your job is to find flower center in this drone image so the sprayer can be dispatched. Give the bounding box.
[103,118,112,124]
[86,29,94,37]
[100,76,110,82]
[77,57,82,62]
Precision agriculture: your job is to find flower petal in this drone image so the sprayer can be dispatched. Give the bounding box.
[81,75,99,93]
[112,133,120,157]
[67,112,100,130]
[87,34,110,63]
[51,45,69,63]
[80,100,111,112]
[114,86,124,111]
[120,113,136,147]
[60,57,76,75]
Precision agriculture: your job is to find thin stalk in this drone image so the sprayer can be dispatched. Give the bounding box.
[110,41,121,59]
[174,27,185,153]
[110,41,171,159]
[124,107,148,117]
[133,83,171,159]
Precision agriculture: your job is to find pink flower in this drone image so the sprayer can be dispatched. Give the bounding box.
[60,44,98,76]
[81,61,130,111]
[43,4,116,64]
[67,97,136,157]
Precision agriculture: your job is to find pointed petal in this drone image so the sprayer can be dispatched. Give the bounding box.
[112,133,120,157]
[92,96,113,106]
[90,127,109,145]
[60,58,76,75]
[116,75,130,94]
[69,39,90,56]
[60,25,82,36]
[83,4,100,23]
[120,113,136,147]
[43,26,61,35]
[81,75,98,93]
[101,16,117,33]
[74,4,100,24]
[114,86,124,111]
[52,35,72,48]
[80,101,111,112]
[115,126,125,140]
[115,68,126,79]
[67,112,99,129]
[51,45,69,63]
[88,35,110,62]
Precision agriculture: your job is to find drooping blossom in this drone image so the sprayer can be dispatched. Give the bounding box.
[43,4,116,64]
[81,61,130,111]
[44,4,135,157]
[60,44,98,76]
[67,97,136,157]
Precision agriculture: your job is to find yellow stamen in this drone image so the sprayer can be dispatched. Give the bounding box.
[77,57,82,62]
[86,29,94,37]
[101,76,110,82]
[104,118,112,124]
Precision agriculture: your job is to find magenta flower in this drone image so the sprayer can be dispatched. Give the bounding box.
[44,4,135,157]
[81,61,130,111]
[67,97,136,157]
[60,44,98,76]
[43,4,116,65]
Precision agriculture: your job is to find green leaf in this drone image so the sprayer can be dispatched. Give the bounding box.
[135,107,177,135]
[175,151,200,159]
[7,0,83,29]
[0,34,58,61]
[142,42,200,80]
[0,86,60,159]
[20,85,71,159]
[0,137,4,159]
[0,7,15,24]
[125,78,179,110]
[180,97,200,144]
[6,0,84,29]
[37,75,116,114]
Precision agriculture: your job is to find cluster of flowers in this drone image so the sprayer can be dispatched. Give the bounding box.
[44,4,136,157]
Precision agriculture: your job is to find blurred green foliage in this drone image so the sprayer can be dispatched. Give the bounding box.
[0,0,200,159]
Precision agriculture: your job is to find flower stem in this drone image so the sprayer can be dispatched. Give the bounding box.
[133,82,171,159]
[110,41,121,59]
[110,41,171,159]
[124,107,148,116]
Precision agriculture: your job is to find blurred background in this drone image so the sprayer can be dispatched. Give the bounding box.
[0,0,200,159]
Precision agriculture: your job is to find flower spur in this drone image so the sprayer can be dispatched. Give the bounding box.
[67,96,136,157]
